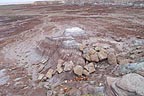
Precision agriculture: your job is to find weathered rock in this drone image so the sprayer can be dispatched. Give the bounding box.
[63,40,80,48]
[73,65,83,76]
[68,88,81,96]
[116,73,144,96]
[118,59,131,65]
[79,44,86,51]
[106,73,144,96]
[83,54,91,61]
[56,60,64,73]
[108,52,117,65]
[63,61,74,71]
[90,52,99,62]
[115,62,144,75]
[64,27,85,36]
[58,59,64,65]
[46,69,54,79]
[88,48,96,55]
[84,63,95,73]
[47,90,53,96]
[56,64,63,74]
[83,69,90,76]
[97,48,107,61]
[38,74,44,80]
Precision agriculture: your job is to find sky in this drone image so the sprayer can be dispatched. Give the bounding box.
[0,0,53,5]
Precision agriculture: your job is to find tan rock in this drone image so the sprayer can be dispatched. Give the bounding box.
[97,49,107,61]
[90,52,99,62]
[79,44,86,51]
[83,69,90,76]
[88,48,96,55]
[64,61,74,71]
[83,54,91,61]
[56,65,63,74]
[84,63,96,73]
[108,53,117,65]
[73,65,83,76]
[38,74,45,80]
[58,59,64,65]
[46,69,54,79]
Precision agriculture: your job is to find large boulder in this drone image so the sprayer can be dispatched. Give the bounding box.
[116,73,144,96]
[106,73,144,96]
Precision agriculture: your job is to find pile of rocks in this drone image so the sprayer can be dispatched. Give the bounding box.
[79,44,118,65]
[38,59,96,80]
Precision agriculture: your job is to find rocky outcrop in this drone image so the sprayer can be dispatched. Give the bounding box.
[106,73,144,96]
[115,61,144,75]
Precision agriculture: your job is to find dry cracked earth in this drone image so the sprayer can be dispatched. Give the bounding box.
[0,4,144,96]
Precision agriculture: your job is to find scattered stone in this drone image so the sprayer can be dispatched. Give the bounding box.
[84,63,95,73]
[58,59,64,65]
[47,90,53,96]
[38,64,45,72]
[83,54,91,61]
[88,48,96,55]
[79,44,86,51]
[97,49,107,60]
[90,52,99,62]
[83,69,90,76]
[73,65,83,76]
[46,69,54,79]
[108,52,117,65]
[56,60,63,73]
[38,74,44,80]
[64,61,74,71]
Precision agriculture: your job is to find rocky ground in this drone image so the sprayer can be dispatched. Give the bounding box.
[0,4,144,96]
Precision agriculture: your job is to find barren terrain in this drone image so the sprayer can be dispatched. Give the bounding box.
[0,4,144,96]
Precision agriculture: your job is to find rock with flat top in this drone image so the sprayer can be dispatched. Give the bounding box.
[97,49,107,60]
[84,63,96,73]
[73,65,83,76]
[90,52,99,62]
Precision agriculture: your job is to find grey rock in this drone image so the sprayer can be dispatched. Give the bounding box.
[116,73,144,96]
[116,61,144,75]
